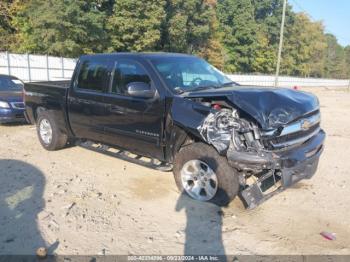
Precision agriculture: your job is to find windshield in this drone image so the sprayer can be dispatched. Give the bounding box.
[150,56,236,93]
[0,76,23,91]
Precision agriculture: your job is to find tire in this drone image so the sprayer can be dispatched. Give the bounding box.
[173,142,239,206]
[36,111,68,151]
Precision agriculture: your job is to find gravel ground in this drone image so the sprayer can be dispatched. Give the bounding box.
[0,87,349,255]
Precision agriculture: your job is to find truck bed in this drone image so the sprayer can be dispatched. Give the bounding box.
[24,80,70,131]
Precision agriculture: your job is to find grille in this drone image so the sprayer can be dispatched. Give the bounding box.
[263,123,320,149]
[262,110,321,150]
[295,109,320,120]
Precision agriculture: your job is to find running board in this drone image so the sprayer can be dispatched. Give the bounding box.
[78,141,173,171]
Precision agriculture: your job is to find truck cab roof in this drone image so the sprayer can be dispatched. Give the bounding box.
[79,52,196,60]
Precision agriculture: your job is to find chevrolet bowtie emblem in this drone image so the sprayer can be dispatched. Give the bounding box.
[301,119,312,130]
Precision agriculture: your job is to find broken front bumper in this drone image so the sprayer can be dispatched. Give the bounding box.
[227,129,326,209]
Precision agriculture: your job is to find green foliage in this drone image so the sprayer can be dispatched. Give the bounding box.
[345,46,350,77]
[253,0,296,75]
[162,0,213,54]
[251,30,276,74]
[11,0,108,57]
[1,0,349,78]
[253,0,295,45]
[0,0,15,51]
[94,0,116,15]
[217,0,258,72]
[107,0,165,52]
[282,13,327,77]
[323,34,348,79]
[189,1,225,69]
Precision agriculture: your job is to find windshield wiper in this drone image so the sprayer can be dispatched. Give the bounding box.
[187,82,239,92]
[220,81,240,87]
[187,85,219,92]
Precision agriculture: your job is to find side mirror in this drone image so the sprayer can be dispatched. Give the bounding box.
[126,82,155,98]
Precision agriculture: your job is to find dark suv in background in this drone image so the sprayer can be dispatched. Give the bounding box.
[0,75,26,124]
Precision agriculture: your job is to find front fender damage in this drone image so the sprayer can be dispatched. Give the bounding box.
[165,97,212,162]
[177,96,325,209]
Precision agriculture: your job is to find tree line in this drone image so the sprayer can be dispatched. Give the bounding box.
[1,0,349,79]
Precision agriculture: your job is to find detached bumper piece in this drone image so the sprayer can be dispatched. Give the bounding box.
[228,130,325,209]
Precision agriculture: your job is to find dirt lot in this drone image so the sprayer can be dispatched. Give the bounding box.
[0,87,350,256]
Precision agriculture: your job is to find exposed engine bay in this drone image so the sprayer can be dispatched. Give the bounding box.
[198,106,262,155]
[197,100,268,171]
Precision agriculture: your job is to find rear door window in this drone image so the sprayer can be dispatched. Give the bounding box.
[77,59,112,92]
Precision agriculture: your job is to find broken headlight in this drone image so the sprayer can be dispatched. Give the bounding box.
[268,107,301,128]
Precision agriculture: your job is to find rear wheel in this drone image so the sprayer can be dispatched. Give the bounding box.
[173,143,239,206]
[36,111,68,151]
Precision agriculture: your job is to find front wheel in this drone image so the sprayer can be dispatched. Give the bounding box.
[36,111,68,151]
[173,143,239,206]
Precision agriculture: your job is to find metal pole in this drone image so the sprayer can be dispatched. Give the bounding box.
[6,51,11,75]
[275,0,287,88]
[61,57,65,79]
[27,53,32,82]
[46,54,50,81]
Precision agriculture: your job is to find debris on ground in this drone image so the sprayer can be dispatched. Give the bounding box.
[65,202,76,216]
[320,231,336,241]
[36,247,47,258]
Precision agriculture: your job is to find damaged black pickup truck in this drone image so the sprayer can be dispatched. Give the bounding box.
[24,53,325,208]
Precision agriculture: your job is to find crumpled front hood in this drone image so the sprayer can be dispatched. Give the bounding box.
[185,87,320,130]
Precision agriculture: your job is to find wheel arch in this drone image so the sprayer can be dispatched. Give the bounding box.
[165,124,205,163]
[35,107,70,137]
[35,106,47,121]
